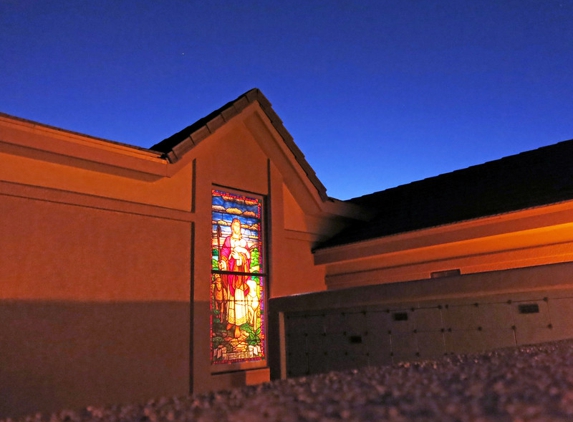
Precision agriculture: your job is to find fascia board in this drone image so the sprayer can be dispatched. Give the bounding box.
[244,104,342,219]
[314,199,573,265]
[0,114,168,177]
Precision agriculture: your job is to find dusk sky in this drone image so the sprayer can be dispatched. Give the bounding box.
[2,0,573,200]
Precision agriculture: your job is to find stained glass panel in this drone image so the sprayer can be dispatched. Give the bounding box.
[210,189,265,365]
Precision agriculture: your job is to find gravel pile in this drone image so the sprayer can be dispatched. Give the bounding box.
[6,340,573,422]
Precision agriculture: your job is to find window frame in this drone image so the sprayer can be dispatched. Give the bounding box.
[210,187,268,373]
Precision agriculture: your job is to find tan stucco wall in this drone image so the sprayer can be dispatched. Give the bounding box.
[1,194,191,301]
[269,184,326,296]
[0,301,190,418]
[277,234,326,296]
[0,103,349,418]
[0,114,187,210]
[0,192,192,418]
[180,109,335,393]
[0,150,191,211]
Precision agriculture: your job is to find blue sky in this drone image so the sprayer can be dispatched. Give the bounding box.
[2,0,573,200]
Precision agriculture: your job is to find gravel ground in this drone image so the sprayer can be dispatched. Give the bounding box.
[6,340,573,422]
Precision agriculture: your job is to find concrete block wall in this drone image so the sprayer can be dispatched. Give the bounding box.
[269,262,573,379]
[282,293,573,377]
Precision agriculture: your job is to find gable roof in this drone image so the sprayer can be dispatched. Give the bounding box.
[150,88,328,201]
[317,139,573,249]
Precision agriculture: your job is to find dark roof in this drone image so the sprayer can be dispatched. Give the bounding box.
[317,139,573,249]
[150,88,328,201]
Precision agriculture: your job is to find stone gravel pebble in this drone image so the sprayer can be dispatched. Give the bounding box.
[5,340,573,422]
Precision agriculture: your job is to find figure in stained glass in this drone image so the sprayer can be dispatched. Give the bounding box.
[219,218,251,338]
[211,274,227,322]
[211,189,265,365]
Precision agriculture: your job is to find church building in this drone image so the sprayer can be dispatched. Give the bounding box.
[1,89,573,418]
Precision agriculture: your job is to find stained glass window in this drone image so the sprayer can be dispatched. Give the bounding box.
[210,189,265,366]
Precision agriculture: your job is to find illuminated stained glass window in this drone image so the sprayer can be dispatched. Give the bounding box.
[211,189,265,366]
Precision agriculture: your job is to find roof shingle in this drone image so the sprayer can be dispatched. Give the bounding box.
[317,139,573,249]
[150,88,328,201]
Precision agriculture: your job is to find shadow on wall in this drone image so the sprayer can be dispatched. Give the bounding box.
[0,301,191,419]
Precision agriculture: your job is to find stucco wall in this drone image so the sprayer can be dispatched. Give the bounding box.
[0,192,192,418]
[0,301,190,418]
[184,110,333,391]
[0,103,347,418]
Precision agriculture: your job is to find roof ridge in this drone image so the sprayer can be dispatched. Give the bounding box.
[150,88,328,201]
